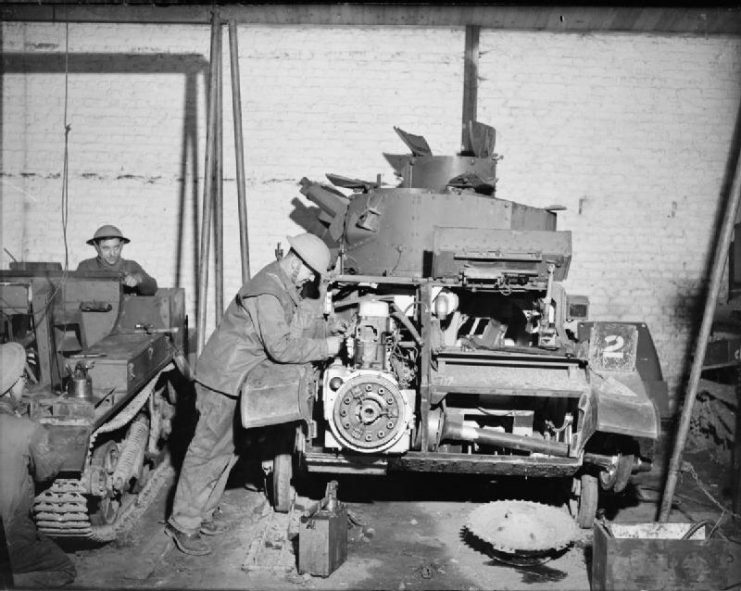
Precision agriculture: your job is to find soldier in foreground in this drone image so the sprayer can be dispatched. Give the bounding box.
[0,343,77,587]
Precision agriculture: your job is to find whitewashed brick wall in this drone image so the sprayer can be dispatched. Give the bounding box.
[2,21,740,406]
[477,30,741,403]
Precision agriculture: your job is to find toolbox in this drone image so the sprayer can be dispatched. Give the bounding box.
[84,332,171,395]
[298,481,347,577]
[592,521,741,590]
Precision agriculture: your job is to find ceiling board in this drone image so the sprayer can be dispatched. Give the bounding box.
[1,3,740,36]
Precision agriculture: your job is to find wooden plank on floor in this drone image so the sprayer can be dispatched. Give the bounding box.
[123,529,172,581]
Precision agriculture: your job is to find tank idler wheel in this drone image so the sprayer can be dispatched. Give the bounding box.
[598,453,634,493]
[613,454,634,493]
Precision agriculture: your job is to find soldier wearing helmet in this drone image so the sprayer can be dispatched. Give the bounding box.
[76,224,158,295]
[165,233,342,555]
[0,343,76,587]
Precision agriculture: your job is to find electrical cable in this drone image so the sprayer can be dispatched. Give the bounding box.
[44,16,73,388]
[61,17,71,271]
[682,461,741,520]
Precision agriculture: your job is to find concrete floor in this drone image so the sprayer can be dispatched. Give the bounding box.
[58,431,741,591]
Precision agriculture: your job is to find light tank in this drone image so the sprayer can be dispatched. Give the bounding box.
[249,122,666,528]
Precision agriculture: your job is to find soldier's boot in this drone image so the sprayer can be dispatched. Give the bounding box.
[165,523,212,556]
[200,507,230,536]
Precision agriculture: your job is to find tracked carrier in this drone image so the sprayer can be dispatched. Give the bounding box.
[0,265,187,540]
[253,122,667,528]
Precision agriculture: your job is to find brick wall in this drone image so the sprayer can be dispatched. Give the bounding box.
[2,21,740,404]
[477,30,741,403]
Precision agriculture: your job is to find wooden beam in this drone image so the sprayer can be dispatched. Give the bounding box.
[659,100,741,522]
[229,20,251,283]
[196,13,220,356]
[461,25,479,149]
[214,22,224,323]
[1,4,740,36]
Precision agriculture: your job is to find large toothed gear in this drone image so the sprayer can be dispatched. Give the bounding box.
[465,500,579,555]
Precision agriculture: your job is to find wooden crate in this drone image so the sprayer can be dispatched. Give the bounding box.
[592,522,741,591]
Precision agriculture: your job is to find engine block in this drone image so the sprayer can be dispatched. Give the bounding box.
[323,366,415,454]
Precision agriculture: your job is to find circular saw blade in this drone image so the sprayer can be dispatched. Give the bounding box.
[466,500,579,555]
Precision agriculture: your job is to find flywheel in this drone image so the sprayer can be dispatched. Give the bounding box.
[466,500,579,557]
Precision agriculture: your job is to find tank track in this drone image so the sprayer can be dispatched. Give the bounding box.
[32,368,173,541]
[33,457,173,541]
[34,479,92,537]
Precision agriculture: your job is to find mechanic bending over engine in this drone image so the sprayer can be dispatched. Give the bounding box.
[76,224,158,295]
[0,343,77,588]
[165,233,344,556]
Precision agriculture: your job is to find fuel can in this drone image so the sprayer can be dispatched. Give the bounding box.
[298,503,347,577]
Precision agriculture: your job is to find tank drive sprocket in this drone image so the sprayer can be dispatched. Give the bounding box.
[465,500,579,556]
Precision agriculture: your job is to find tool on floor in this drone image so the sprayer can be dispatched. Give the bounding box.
[298,480,347,577]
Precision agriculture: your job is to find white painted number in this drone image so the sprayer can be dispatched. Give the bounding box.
[602,335,625,360]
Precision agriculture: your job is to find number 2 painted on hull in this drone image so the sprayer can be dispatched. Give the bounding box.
[602,334,626,360]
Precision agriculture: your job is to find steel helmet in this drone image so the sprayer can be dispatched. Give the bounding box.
[0,342,26,395]
[86,224,130,246]
[286,233,331,275]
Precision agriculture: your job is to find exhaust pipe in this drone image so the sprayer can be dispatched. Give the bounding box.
[441,414,570,457]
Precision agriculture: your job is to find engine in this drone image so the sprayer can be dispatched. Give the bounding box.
[322,299,416,453]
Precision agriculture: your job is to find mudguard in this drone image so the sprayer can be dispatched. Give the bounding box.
[590,371,659,440]
[579,320,670,418]
[575,321,662,453]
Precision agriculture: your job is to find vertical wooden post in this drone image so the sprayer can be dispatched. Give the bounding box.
[734,365,741,514]
[419,282,432,453]
[214,23,224,323]
[229,20,250,283]
[461,25,480,149]
[197,13,221,356]
[659,138,741,521]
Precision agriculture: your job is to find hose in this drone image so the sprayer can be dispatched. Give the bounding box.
[681,519,713,540]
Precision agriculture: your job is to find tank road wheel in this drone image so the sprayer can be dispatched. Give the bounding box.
[89,441,122,526]
[271,452,294,513]
[268,424,296,513]
[576,474,599,529]
[91,494,122,527]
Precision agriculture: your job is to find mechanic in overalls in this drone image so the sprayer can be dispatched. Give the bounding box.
[165,233,342,555]
[0,342,77,587]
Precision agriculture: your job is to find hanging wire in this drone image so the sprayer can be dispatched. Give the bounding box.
[34,17,73,389]
[61,18,71,270]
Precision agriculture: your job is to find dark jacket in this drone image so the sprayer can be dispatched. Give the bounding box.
[76,257,158,295]
[0,399,64,547]
[195,261,329,397]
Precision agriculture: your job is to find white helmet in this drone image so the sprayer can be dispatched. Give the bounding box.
[286,233,331,276]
